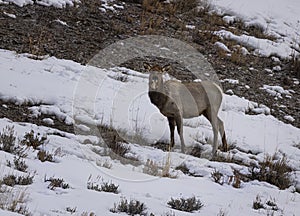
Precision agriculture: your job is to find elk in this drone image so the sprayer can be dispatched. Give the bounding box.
[146,63,227,157]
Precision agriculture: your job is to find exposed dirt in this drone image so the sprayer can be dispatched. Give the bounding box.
[0,0,299,130]
[0,100,74,133]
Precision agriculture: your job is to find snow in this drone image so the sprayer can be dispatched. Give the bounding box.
[214,42,231,53]
[43,118,54,125]
[284,115,295,122]
[55,19,68,27]
[212,0,300,59]
[0,49,300,215]
[221,78,239,84]
[272,65,281,72]
[186,25,196,30]
[260,85,292,99]
[3,11,16,19]
[215,29,293,58]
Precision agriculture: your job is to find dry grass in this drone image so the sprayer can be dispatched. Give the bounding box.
[252,195,280,212]
[143,159,159,176]
[110,198,147,216]
[211,169,224,185]
[6,156,28,172]
[0,125,17,153]
[211,169,243,188]
[37,150,54,162]
[252,195,264,210]
[44,176,69,190]
[96,159,113,169]
[87,176,119,194]
[248,154,293,190]
[2,174,34,187]
[21,130,47,150]
[0,188,31,216]
[26,27,51,59]
[167,196,203,212]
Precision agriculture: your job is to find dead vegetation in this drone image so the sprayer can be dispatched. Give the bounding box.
[110,198,148,216]
[248,154,293,190]
[1,174,34,187]
[0,187,31,216]
[87,176,119,194]
[210,153,294,190]
[44,176,70,190]
[37,150,54,162]
[20,130,47,150]
[252,194,280,213]
[0,126,18,154]
[6,156,28,172]
[167,196,204,212]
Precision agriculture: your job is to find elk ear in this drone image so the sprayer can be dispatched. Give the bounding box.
[162,65,171,73]
[144,62,152,71]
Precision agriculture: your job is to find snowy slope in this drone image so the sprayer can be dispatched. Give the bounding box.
[0,49,300,215]
[212,0,300,58]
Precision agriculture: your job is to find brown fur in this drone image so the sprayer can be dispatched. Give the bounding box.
[146,64,228,156]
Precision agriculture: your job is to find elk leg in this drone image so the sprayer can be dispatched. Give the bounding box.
[204,109,219,157]
[167,117,175,148]
[212,122,219,157]
[218,117,228,152]
[175,115,185,153]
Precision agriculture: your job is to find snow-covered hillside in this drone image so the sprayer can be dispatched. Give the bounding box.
[0,48,299,215]
[0,0,300,215]
[212,0,300,58]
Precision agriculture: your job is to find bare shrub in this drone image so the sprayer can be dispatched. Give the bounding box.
[248,154,293,189]
[175,163,202,177]
[253,195,264,210]
[7,156,28,172]
[175,163,190,175]
[253,195,280,212]
[230,46,247,66]
[44,176,69,190]
[211,169,242,188]
[0,126,17,153]
[167,196,203,212]
[37,150,54,162]
[66,206,77,214]
[230,170,241,189]
[96,159,113,169]
[217,208,227,216]
[2,174,34,187]
[21,130,47,150]
[143,159,159,176]
[80,211,96,216]
[266,198,279,211]
[211,169,224,185]
[108,141,130,157]
[0,189,31,216]
[87,176,119,194]
[98,125,130,157]
[110,198,147,215]
[188,144,203,158]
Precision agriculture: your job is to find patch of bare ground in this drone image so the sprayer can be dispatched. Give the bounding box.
[0,100,74,133]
